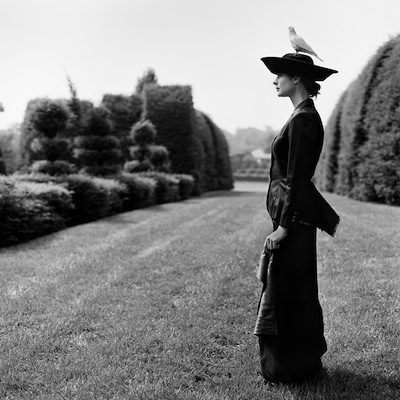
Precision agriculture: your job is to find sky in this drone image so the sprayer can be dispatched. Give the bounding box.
[0,0,399,134]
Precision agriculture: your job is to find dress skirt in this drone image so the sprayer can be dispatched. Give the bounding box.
[255,221,327,382]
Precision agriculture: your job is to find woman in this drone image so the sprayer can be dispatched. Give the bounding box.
[254,53,340,383]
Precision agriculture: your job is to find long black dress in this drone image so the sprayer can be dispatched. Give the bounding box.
[254,99,328,382]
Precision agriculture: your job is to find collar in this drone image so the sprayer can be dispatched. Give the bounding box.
[295,98,314,111]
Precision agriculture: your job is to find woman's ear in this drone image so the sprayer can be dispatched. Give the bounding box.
[292,75,301,84]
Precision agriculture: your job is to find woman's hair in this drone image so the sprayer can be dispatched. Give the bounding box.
[300,77,321,98]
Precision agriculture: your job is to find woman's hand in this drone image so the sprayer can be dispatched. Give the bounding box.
[264,226,288,250]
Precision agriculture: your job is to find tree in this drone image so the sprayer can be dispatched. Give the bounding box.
[75,105,122,176]
[135,68,158,94]
[25,99,76,175]
[124,119,170,173]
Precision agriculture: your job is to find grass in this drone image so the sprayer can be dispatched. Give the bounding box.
[0,188,398,399]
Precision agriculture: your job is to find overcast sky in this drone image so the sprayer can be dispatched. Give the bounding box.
[0,0,399,133]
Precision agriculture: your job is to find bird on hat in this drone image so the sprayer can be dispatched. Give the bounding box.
[289,26,323,62]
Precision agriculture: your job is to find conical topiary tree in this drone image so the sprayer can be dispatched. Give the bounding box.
[27,99,76,175]
[74,105,122,176]
[124,119,170,173]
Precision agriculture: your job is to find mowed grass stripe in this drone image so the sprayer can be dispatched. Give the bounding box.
[0,190,398,400]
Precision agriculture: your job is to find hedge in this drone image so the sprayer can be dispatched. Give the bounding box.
[202,113,234,190]
[3,170,197,247]
[139,171,180,204]
[194,111,216,191]
[115,173,157,209]
[0,177,70,246]
[100,94,143,161]
[316,90,348,192]
[318,34,400,205]
[143,85,204,194]
[75,106,122,176]
[20,98,73,167]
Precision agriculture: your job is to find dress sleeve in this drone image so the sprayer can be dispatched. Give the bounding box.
[279,112,318,228]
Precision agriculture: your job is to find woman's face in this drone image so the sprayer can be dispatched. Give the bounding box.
[273,73,297,97]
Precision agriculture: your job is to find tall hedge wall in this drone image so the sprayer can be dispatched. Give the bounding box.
[318,35,400,205]
[194,110,217,191]
[143,85,199,174]
[143,85,233,193]
[100,94,143,161]
[202,113,234,190]
[316,89,347,192]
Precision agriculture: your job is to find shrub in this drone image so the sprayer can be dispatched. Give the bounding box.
[58,174,111,223]
[101,94,143,161]
[20,98,74,167]
[75,105,122,176]
[143,85,202,181]
[316,90,347,192]
[126,119,170,173]
[194,111,216,191]
[31,99,69,139]
[115,173,157,209]
[0,178,67,247]
[91,177,128,215]
[13,173,127,222]
[28,159,76,178]
[0,124,22,174]
[149,145,170,171]
[335,38,395,196]
[174,174,195,200]
[0,146,6,174]
[202,113,234,190]
[12,179,74,221]
[326,34,400,204]
[139,171,180,204]
[124,159,154,173]
[131,120,157,147]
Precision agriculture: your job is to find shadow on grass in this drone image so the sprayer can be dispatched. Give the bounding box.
[284,366,400,400]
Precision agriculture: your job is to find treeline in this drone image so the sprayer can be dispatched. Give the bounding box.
[224,126,277,155]
[0,70,233,246]
[317,35,400,205]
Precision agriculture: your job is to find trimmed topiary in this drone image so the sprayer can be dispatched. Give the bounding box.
[31,99,69,139]
[30,160,77,176]
[324,34,400,204]
[75,105,122,176]
[100,94,143,161]
[202,113,234,190]
[139,171,180,203]
[115,172,157,209]
[124,159,154,173]
[131,119,157,147]
[20,98,74,169]
[316,90,347,192]
[0,178,68,246]
[173,174,195,200]
[143,85,199,177]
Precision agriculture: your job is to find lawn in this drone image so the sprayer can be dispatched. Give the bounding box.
[0,187,398,399]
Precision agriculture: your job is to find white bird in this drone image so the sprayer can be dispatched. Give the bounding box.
[288,26,323,62]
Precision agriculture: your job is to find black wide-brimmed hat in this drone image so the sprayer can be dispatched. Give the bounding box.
[261,53,338,81]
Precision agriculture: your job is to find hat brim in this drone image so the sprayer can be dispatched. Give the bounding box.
[261,56,338,81]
